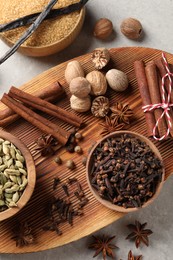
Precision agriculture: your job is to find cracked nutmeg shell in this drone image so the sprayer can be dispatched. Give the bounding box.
[91,48,110,70]
[91,96,110,118]
[120,17,143,39]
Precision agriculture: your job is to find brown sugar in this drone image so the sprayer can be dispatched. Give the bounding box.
[0,0,80,46]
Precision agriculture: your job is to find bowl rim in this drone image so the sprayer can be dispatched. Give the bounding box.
[0,130,36,221]
[86,130,165,213]
[1,8,85,49]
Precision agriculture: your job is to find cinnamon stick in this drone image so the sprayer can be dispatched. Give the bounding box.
[145,63,168,138]
[134,60,157,137]
[0,81,65,126]
[1,94,70,145]
[8,86,83,128]
[156,69,173,137]
[155,58,173,104]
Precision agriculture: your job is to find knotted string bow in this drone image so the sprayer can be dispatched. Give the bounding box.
[142,52,173,141]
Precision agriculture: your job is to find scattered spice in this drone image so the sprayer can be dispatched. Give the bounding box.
[93,18,113,40]
[11,222,34,247]
[54,156,62,165]
[90,133,163,208]
[100,116,125,136]
[35,134,57,156]
[75,132,83,140]
[74,145,83,154]
[53,177,60,190]
[91,96,110,118]
[43,177,88,235]
[62,183,69,196]
[66,159,75,170]
[88,235,118,260]
[91,48,110,70]
[126,220,153,248]
[128,250,142,260]
[110,102,133,124]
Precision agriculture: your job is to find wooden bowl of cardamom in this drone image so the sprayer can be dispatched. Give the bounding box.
[0,2,86,57]
[86,131,165,213]
[0,130,36,221]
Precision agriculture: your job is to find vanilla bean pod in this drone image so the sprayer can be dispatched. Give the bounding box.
[0,0,57,65]
[0,0,89,33]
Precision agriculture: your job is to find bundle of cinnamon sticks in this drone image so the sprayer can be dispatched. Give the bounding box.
[134,57,173,139]
[1,84,83,146]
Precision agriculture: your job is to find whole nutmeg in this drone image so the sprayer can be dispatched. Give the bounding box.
[106,69,129,92]
[120,17,143,39]
[69,77,91,98]
[70,95,91,112]
[91,48,110,70]
[65,60,84,84]
[93,18,113,40]
[86,71,107,96]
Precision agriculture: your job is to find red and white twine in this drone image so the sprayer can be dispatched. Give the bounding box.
[142,52,173,141]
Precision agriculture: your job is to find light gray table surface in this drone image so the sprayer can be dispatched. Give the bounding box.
[0,0,173,259]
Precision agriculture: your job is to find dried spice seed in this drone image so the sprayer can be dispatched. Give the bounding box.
[126,220,153,248]
[35,134,57,156]
[110,102,133,124]
[90,134,163,208]
[88,235,118,260]
[66,159,75,170]
[128,250,142,260]
[0,139,28,211]
[74,145,83,154]
[44,177,88,236]
[100,116,126,136]
[53,178,60,190]
[54,156,62,165]
[11,222,34,247]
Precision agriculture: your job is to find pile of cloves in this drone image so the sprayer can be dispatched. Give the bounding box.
[43,177,88,235]
[90,134,163,208]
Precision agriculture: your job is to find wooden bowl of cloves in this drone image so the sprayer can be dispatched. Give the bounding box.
[86,131,165,213]
[0,130,36,221]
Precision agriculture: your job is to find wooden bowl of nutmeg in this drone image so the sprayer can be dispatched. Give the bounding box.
[86,131,165,213]
[0,1,86,57]
[0,130,36,221]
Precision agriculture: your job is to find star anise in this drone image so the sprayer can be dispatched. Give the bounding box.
[11,222,34,247]
[35,134,57,156]
[128,250,142,260]
[126,220,153,248]
[110,102,133,124]
[88,235,118,260]
[100,116,125,136]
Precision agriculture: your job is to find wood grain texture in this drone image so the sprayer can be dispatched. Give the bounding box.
[0,47,173,253]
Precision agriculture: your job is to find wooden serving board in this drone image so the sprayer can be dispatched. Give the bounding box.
[0,47,173,253]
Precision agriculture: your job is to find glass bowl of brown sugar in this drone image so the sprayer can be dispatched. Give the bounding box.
[86,131,165,213]
[0,0,85,57]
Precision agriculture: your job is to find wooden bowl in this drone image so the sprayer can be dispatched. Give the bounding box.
[86,131,165,213]
[0,130,36,221]
[0,8,85,57]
